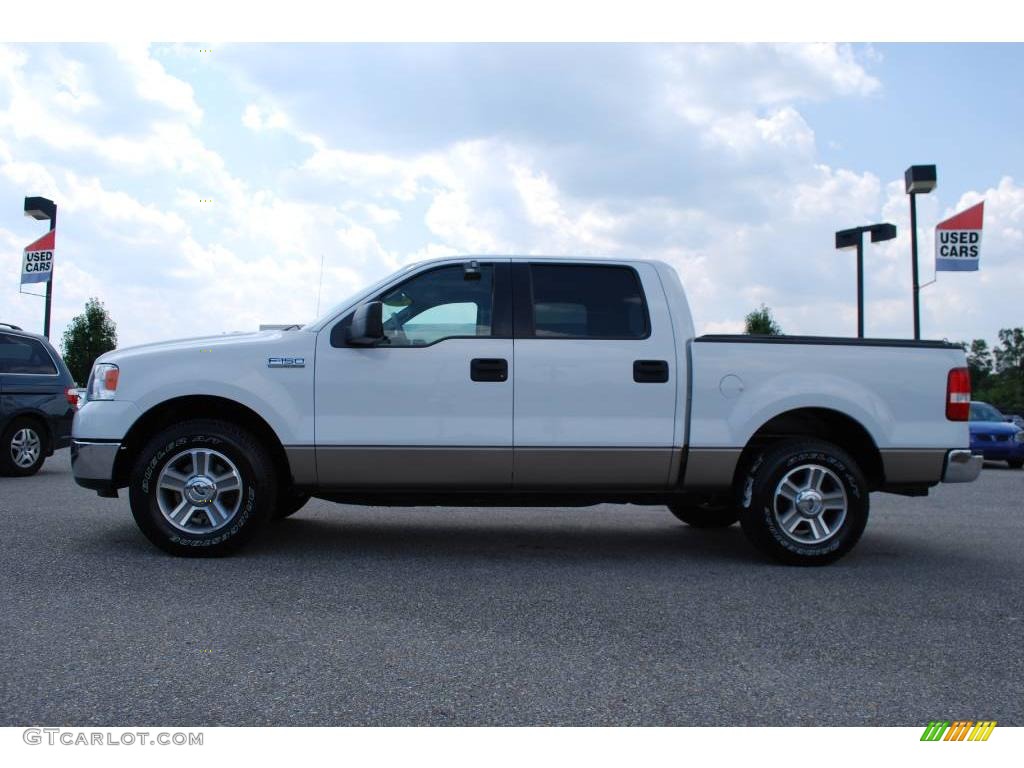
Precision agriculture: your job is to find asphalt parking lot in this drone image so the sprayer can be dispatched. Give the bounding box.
[1,451,1021,726]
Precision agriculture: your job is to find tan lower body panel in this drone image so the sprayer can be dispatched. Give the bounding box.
[284,446,317,485]
[683,448,742,489]
[680,446,948,491]
[513,447,675,488]
[880,449,947,484]
[301,446,677,489]
[315,446,512,488]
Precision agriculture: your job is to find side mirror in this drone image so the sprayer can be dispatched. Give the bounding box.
[347,301,385,346]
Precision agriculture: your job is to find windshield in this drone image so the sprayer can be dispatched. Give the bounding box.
[969,402,1004,422]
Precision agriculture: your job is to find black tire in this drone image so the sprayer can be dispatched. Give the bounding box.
[667,503,739,528]
[273,488,311,519]
[128,419,277,557]
[0,417,47,477]
[738,439,868,566]
[1007,459,1023,470]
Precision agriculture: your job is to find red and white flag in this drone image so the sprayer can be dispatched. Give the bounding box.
[21,229,55,285]
[935,202,983,272]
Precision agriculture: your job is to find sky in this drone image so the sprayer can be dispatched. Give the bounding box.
[1,43,1022,349]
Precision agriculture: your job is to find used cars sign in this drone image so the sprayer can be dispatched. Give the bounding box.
[21,229,55,285]
[935,201,984,272]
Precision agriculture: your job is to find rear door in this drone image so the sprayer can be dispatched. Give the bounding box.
[511,261,679,488]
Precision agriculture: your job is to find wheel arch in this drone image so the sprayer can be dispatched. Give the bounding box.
[735,407,884,491]
[112,395,292,489]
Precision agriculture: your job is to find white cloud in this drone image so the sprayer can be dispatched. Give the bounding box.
[62,173,187,237]
[779,44,881,98]
[111,44,202,124]
[51,58,99,113]
[661,43,877,164]
[790,165,881,220]
[242,102,289,131]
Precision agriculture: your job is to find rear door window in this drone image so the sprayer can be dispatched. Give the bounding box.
[528,264,649,339]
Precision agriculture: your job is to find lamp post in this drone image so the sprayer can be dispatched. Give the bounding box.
[904,165,937,340]
[24,196,57,339]
[835,222,897,338]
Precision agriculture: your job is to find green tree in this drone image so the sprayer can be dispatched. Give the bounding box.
[744,304,783,336]
[970,327,1024,415]
[964,338,994,389]
[61,297,118,385]
[993,327,1024,374]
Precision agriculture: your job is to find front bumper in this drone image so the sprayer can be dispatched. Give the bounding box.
[942,449,983,483]
[972,443,1024,461]
[70,439,121,492]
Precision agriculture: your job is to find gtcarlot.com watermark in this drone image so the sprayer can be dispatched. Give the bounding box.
[23,728,203,746]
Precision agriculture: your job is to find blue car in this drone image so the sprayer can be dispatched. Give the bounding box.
[969,401,1024,469]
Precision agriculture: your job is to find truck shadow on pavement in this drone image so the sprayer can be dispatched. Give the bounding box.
[85,506,986,571]
[251,512,768,565]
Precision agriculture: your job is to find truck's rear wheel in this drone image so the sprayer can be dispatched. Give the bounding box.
[128,419,277,557]
[738,439,868,566]
[667,503,738,528]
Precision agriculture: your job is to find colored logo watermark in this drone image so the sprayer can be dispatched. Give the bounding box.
[920,721,996,742]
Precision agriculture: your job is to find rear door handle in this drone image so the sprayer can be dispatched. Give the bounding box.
[633,359,669,383]
[471,358,508,382]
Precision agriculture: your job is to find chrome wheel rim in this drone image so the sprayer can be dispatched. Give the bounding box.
[10,428,41,468]
[773,463,848,545]
[156,448,243,534]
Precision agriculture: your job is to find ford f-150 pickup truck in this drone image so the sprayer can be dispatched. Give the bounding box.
[71,256,982,564]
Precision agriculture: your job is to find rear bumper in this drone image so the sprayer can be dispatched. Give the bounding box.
[942,449,983,483]
[70,439,121,491]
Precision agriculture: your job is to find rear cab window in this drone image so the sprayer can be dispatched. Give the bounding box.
[528,264,649,339]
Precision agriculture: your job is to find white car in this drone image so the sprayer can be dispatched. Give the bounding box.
[71,256,980,564]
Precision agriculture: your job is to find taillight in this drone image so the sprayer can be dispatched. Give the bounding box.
[946,367,971,421]
[65,386,79,408]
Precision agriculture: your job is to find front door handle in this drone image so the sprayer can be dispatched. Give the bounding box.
[633,359,669,383]
[471,358,508,382]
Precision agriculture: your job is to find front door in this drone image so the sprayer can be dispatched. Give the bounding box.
[314,260,513,488]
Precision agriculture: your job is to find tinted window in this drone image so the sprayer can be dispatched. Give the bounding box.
[0,333,58,374]
[970,402,1003,422]
[529,265,648,339]
[378,265,495,347]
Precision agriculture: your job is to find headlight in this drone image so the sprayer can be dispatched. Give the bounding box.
[1015,430,1024,443]
[88,363,119,401]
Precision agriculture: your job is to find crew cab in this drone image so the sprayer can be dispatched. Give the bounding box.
[71,257,981,564]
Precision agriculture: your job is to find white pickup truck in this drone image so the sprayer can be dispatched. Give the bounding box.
[71,256,981,564]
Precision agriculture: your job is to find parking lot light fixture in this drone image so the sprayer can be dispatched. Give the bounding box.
[835,222,897,339]
[904,165,937,340]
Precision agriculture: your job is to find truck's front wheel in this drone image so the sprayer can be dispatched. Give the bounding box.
[738,439,868,566]
[128,419,277,557]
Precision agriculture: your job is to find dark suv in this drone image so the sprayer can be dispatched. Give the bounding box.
[0,324,76,476]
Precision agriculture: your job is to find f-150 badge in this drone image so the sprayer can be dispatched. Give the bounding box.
[267,357,305,368]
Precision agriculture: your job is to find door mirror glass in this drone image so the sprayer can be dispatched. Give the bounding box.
[347,301,385,346]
